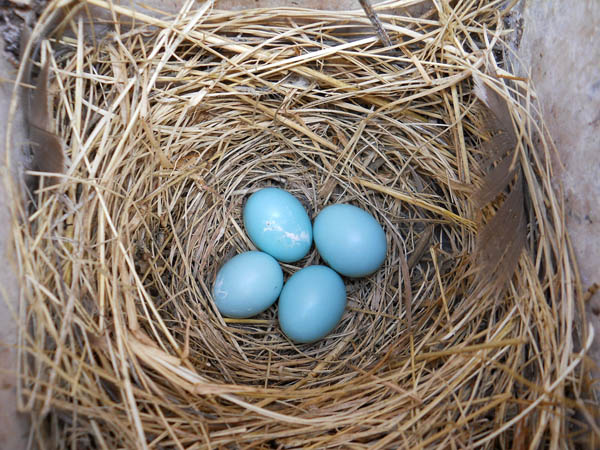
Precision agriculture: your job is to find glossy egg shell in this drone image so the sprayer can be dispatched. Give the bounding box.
[243,188,312,263]
[212,251,283,319]
[278,265,346,343]
[313,204,387,277]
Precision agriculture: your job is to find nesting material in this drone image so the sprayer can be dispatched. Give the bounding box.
[9,0,592,448]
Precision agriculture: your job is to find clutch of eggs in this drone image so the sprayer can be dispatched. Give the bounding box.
[212,187,387,343]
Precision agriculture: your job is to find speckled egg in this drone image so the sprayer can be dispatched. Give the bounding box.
[212,251,283,319]
[313,204,387,277]
[278,265,346,343]
[243,188,312,263]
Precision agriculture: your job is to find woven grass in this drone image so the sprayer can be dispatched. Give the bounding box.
[6,0,593,448]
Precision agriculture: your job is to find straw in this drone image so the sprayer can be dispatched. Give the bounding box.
[7,0,594,448]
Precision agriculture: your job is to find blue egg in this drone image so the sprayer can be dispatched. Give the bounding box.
[243,188,312,263]
[278,266,346,343]
[212,251,283,318]
[313,204,387,277]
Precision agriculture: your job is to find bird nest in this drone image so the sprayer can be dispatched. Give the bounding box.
[8,0,591,448]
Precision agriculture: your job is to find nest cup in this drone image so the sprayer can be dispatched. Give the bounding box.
[9,1,589,448]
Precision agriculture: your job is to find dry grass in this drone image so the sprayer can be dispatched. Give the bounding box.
[4,0,594,448]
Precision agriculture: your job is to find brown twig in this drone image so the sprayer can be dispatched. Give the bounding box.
[358,0,393,47]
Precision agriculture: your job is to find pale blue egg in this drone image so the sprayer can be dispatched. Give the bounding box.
[314,204,387,277]
[243,188,312,263]
[278,266,346,343]
[212,251,283,318]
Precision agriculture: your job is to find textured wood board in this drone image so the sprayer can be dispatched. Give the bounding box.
[508,0,600,391]
[0,40,29,450]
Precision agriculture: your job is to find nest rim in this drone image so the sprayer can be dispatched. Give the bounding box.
[6,0,590,448]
